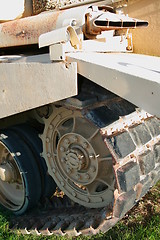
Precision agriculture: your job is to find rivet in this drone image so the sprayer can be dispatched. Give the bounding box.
[16,152,21,156]
[46,138,50,143]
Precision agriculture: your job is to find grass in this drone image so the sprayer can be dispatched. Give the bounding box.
[0,181,159,240]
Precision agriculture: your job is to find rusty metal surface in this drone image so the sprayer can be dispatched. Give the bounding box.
[0,10,59,47]
[0,5,87,48]
[0,3,148,48]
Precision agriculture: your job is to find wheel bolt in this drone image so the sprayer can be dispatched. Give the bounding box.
[61,157,65,163]
[73,137,78,142]
[91,166,96,172]
[64,138,70,144]
[60,147,65,152]
[83,142,88,149]
[89,155,94,160]
[85,174,90,180]
[16,152,21,156]
[67,168,71,174]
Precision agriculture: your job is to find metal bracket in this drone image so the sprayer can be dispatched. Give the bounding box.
[39,26,82,61]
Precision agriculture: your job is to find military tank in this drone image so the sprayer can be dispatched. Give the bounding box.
[0,0,160,236]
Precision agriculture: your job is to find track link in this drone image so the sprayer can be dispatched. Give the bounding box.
[10,98,160,237]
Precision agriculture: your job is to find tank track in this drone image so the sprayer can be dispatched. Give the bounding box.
[9,97,160,237]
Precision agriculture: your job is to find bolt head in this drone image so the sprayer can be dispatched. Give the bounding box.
[67,168,71,174]
[60,147,65,152]
[89,155,94,160]
[64,138,70,144]
[83,142,88,149]
[61,157,65,163]
[73,137,78,142]
[90,166,96,173]
[71,20,77,27]
[85,174,90,180]
[16,152,21,156]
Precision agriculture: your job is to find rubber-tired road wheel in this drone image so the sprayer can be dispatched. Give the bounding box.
[0,128,42,215]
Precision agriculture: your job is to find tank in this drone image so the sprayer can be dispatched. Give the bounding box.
[0,0,160,236]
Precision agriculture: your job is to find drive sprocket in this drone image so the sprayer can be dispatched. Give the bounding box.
[41,106,115,208]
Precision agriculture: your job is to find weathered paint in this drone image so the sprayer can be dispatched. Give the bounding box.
[0,57,77,119]
[0,10,59,47]
[0,6,86,48]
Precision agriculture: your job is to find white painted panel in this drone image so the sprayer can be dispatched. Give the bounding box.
[0,61,77,119]
[67,52,160,117]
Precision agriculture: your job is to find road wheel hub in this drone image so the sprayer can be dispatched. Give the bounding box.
[57,133,98,185]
